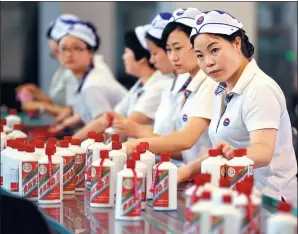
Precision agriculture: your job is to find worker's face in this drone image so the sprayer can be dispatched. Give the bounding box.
[58,35,93,72]
[166,29,198,75]
[122,47,144,76]
[194,33,242,83]
[146,39,174,74]
[48,39,59,59]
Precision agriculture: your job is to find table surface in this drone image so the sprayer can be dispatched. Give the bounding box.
[37,183,282,234]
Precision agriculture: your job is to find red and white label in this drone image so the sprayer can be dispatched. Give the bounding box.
[38,163,61,200]
[63,156,76,192]
[74,153,86,189]
[153,170,169,207]
[22,161,38,198]
[120,177,142,217]
[86,149,93,184]
[90,166,110,204]
[227,165,253,190]
[238,204,261,234]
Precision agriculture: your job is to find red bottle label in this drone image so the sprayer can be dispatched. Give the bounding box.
[74,153,86,189]
[153,170,169,207]
[63,156,76,192]
[22,161,38,198]
[90,166,110,204]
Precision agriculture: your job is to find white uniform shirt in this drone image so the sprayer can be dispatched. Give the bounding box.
[208,59,297,206]
[153,73,190,135]
[49,66,78,106]
[73,58,128,124]
[114,70,171,120]
[176,69,217,164]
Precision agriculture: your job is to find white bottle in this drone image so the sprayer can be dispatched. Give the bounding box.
[109,142,127,178]
[234,181,262,233]
[7,124,27,140]
[152,152,177,211]
[90,150,115,208]
[34,140,46,159]
[0,125,8,150]
[189,191,216,233]
[81,131,97,152]
[106,134,120,150]
[5,109,21,129]
[69,138,86,192]
[115,159,144,221]
[86,134,109,188]
[1,139,16,187]
[38,146,63,204]
[1,118,13,134]
[267,202,297,234]
[55,141,76,195]
[210,194,242,234]
[19,145,39,201]
[225,148,254,190]
[125,151,147,209]
[201,149,227,187]
[136,142,155,199]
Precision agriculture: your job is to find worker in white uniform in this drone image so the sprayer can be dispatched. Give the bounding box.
[50,21,127,134]
[177,10,298,206]
[124,8,217,165]
[73,24,171,140]
[109,12,189,140]
[16,14,79,117]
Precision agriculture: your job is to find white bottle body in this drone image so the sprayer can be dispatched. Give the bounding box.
[125,160,147,209]
[115,168,144,220]
[139,152,155,199]
[90,158,115,207]
[5,114,21,129]
[0,147,15,186]
[1,132,8,150]
[81,138,95,153]
[201,156,227,187]
[38,155,63,204]
[69,145,86,191]
[152,161,177,211]
[55,148,76,195]
[267,212,297,234]
[109,149,127,179]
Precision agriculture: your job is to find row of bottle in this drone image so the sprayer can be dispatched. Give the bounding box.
[1,122,27,150]
[201,148,254,190]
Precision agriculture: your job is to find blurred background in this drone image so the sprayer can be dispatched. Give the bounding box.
[1,1,297,127]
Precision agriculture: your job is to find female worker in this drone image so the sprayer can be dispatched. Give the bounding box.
[124,8,218,165]
[50,21,127,133]
[16,14,79,117]
[110,12,190,139]
[73,23,171,140]
[178,10,297,206]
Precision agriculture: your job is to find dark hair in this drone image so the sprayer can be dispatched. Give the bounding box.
[124,30,155,69]
[145,33,167,51]
[46,23,54,39]
[190,29,254,59]
[84,21,101,52]
[161,22,192,45]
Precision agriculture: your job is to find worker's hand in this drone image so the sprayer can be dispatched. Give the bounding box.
[177,166,191,184]
[215,141,235,160]
[21,101,44,113]
[48,123,65,134]
[123,140,138,155]
[55,107,72,124]
[112,118,140,138]
[16,83,38,93]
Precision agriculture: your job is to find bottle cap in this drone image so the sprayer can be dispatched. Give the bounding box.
[7,139,15,148]
[111,134,120,142]
[222,194,232,204]
[100,150,109,159]
[208,148,222,157]
[35,136,46,142]
[194,175,204,186]
[132,151,141,161]
[87,131,97,139]
[1,119,6,125]
[13,124,22,131]
[94,134,104,143]
[45,146,55,156]
[26,145,35,153]
[201,191,211,200]
[35,140,44,149]
[29,139,36,145]
[219,178,230,188]
[234,148,247,157]
[70,138,80,146]
[18,143,26,152]
[160,152,170,162]
[59,141,69,148]
[140,142,149,150]
[112,141,122,150]
[9,109,17,115]
[47,138,57,145]
[63,136,72,143]
[277,202,291,213]
[126,158,136,169]
[136,144,146,154]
